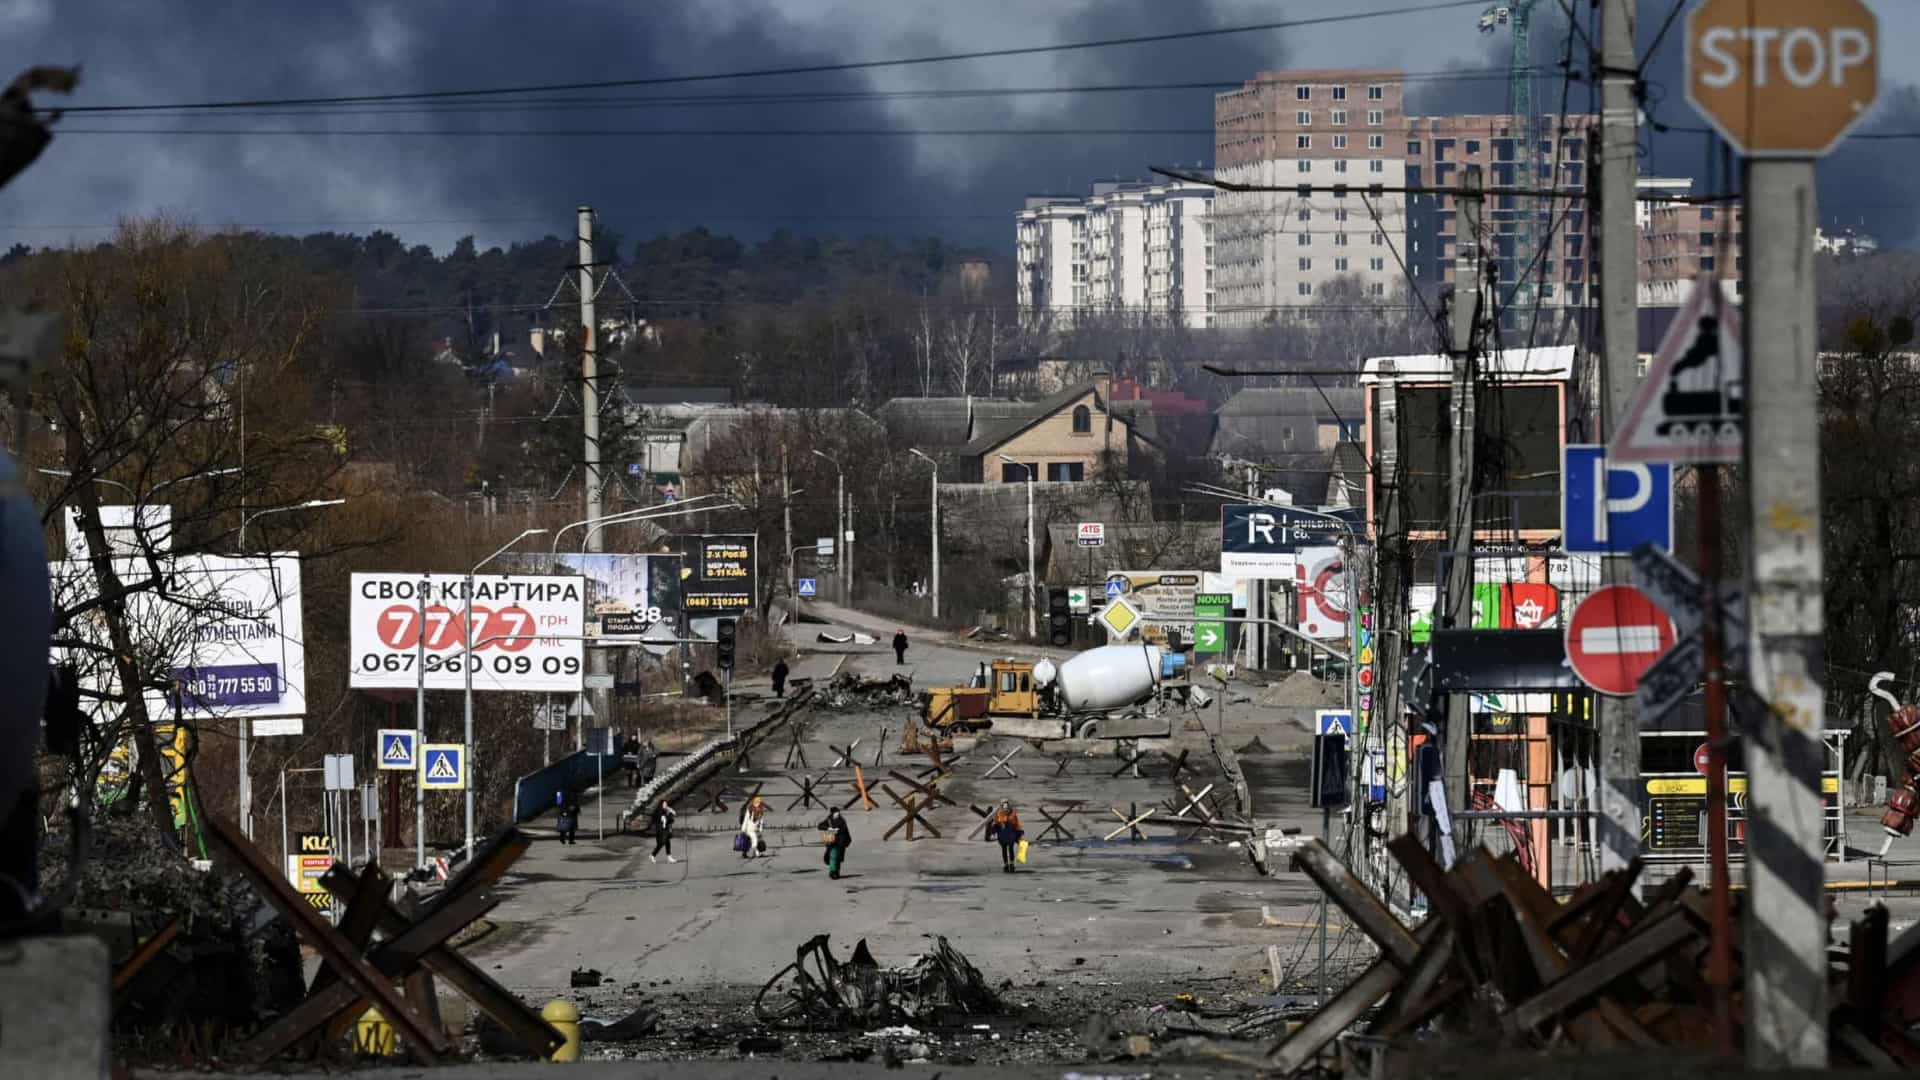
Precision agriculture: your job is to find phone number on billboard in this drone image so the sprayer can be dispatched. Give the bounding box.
[357,653,583,676]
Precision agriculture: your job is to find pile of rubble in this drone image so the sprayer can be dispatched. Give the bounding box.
[1262,836,1920,1074]
[753,934,1000,1030]
[40,817,304,1042]
[814,671,914,711]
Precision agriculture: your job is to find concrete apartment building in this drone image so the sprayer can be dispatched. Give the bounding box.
[1015,181,1214,328]
[1402,113,1596,319]
[1638,191,1745,308]
[1212,69,1411,325]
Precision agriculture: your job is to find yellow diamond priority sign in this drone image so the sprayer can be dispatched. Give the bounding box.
[1097,596,1141,640]
[1687,0,1878,158]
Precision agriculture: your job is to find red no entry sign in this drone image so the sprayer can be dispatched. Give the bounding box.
[1566,584,1677,697]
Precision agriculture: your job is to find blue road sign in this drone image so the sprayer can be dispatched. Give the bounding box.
[1104,579,1124,600]
[377,729,416,771]
[1315,709,1355,737]
[797,578,817,598]
[420,744,466,790]
[1562,445,1673,555]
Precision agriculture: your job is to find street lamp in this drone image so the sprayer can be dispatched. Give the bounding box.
[908,448,939,622]
[41,466,242,557]
[238,498,345,548]
[810,449,848,606]
[997,454,1037,640]
[463,527,549,861]
[228,495,345,840]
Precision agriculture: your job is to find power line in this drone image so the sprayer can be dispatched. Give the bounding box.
[60,70,1523,122]
[57,1,1489,114]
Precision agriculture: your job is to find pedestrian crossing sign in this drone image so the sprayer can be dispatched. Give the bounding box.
[420,743,466,790]
[798,578,817,598]
[376,729,417,771]
[1104,579,1125,601]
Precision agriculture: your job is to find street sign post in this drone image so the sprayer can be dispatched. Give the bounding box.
[323,754,355,792]
[1688,2,1880,1062]
[1687,0,1879,158]
[420,744,466,791]
[376,729,416,771]
[1565,584,1677,697]
[1612,278,1745,464]
[1096,596,1141,640]
[1562,445,1673,555]
[1194,592,1230,655]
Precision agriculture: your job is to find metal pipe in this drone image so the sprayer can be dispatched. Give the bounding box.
[464,528,549,861]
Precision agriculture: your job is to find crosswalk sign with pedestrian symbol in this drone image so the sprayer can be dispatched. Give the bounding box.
[420,743,466,790]
[376,729,416,771]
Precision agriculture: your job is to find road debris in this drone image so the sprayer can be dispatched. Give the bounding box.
[816,631,878,645]
[815,670,915,711]
[570,967,604,988]
[1266,835,1920,1074]
[753,934,1001,1029]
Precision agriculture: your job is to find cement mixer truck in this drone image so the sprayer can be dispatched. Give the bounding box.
[918,643,1209,741]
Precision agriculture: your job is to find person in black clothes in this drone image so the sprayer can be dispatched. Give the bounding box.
[818,807,852,879]
[771,657,790,698]
[556,799,579,846]
[621,734,643,787]
[892,630,908,665]
[648,800,677,864]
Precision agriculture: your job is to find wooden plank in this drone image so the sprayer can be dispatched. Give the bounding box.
[1368,924,1456,1036]
[315,880,559,1059]
[204,814,448,1063]
[242,886,495,1061]
[111,917,180,999]
[1508,907,1699,1032]
[1294,839,1418,967]
[1269,950,1407,1073]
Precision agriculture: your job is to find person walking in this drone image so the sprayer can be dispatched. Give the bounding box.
[771,657,790,698]
[621,734,643,787]
[987,800,1023,873]
[892,629,909,666]
[648,799,677,864]
[556,798,580,846]
[818,806,852,879]
[739,795,769,858]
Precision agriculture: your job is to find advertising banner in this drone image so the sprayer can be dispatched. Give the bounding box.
[1103,571,1201,645]
[677,534,756,617]
[498,553,687,641]
[52,554,307,721]
[1295,547,1349,639]
[349,573,585,692]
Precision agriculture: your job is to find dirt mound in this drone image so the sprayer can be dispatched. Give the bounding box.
[1253,672,1346,711]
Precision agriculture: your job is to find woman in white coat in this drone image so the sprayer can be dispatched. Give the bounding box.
[739,796,769,858]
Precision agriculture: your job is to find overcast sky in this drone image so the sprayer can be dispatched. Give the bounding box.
[3,0,1916,255]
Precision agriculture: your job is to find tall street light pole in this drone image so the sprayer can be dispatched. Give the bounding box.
[464,527,548,860]
[908,448,939,623]
[810,450,845,606]
[233,495,343,840]
[997,454,1036,640]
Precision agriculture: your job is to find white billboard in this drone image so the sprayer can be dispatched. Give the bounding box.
[349,573,584,692]
[53,554,307,721]
[63,504,173,561]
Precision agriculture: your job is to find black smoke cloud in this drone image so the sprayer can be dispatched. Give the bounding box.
[0,0,1288,256]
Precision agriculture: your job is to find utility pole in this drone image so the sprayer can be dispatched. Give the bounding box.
[413,576,427,870]
[1441,167,1483,825]
[1373,362,1409,896]
[1741,157,1830,1070]
[836,468,846,606]
[1593,0,1644,886]
[782,444,794,599]
[578,206,611,732]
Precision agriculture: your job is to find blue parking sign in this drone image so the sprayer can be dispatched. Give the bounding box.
[1562,445,1672,555]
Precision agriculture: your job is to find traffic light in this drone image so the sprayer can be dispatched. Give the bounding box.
[716,618,737,671]
[1047,588,1072,648]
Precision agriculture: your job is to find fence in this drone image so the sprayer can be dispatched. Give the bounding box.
[510,748,617,824]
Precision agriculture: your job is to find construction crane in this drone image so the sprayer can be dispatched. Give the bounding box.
[1479,1,1540,329]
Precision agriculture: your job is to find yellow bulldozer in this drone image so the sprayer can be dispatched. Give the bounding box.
[919,660,1042,732]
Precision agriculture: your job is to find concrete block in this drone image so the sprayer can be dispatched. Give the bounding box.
[0,933,110,1079]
